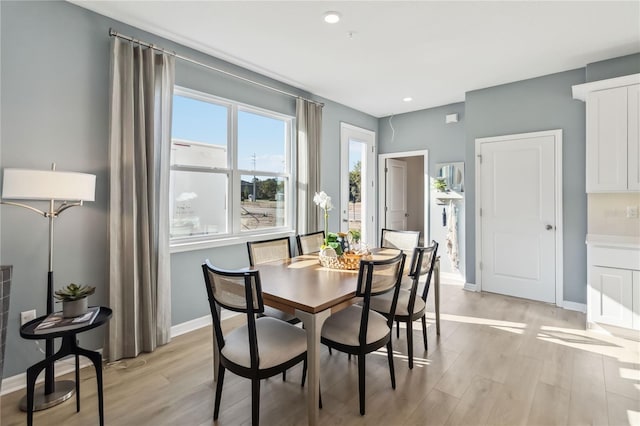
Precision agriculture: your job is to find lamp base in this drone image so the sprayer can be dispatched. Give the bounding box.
[18,380,75,412]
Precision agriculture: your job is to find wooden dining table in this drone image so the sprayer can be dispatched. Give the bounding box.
[211,249,441,426]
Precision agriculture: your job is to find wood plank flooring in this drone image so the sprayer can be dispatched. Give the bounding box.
[2,283,639,425]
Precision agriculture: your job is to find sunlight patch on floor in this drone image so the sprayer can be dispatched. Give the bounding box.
[439,313,526,329]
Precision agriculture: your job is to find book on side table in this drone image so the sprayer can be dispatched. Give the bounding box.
[34,306,100,334]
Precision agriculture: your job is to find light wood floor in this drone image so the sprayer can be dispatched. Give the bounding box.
[2,283,639,425]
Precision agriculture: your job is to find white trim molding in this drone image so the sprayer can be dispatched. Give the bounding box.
[562,301,587,313]
[463,282,478,292]
[572,73,640,101]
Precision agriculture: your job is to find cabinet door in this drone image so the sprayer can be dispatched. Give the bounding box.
[633,270,640,330]
[628,85,640,191]
[589,266,633,328]
[586,87,628,192]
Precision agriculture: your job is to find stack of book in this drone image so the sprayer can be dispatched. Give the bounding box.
[34,306,100,334]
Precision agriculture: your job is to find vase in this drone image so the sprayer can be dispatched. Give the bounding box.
[62,297,88,318]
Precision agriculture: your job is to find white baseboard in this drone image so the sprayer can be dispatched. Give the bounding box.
[170,315,212,338]
[562,301,587,313]
[463,282,477,292]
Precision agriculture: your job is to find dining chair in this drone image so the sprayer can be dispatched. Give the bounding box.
[370,241,439,369]
[380,228,421,278]
[296,230,325,255]
[201,260,307,426]
[320,251,406,415]
[247,237,300,324]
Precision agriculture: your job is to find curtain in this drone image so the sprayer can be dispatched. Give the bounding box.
[106,38,174,361]
[296,98,323,234]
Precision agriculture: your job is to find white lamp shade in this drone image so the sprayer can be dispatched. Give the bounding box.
[2,168,96,201]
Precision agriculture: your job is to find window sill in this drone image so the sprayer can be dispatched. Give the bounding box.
[170,229,296,254]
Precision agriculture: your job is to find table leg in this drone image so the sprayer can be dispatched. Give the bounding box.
[295,309,330,426]
[434,258,441,336]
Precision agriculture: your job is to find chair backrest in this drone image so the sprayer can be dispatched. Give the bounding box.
[380,229,420,275]
[296,231,325,255]
[409,241,439,302]
[201,260,263,367]
[247,236,292,266]
[356,251,406,344]
[404,241,439,314]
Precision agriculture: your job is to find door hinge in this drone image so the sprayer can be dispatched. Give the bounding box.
[479,208,482,217]
[385,167,388,173]
[477,154,482,164]
[479,262,483,270]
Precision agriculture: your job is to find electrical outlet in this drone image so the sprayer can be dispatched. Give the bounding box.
[626,206,639,218]
[20,309,36,326]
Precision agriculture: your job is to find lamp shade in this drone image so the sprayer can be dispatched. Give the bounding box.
[2,168,96,201]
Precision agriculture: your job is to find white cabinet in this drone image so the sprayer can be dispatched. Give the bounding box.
[573,74,640,193]
[586,237,640,333]
[589,266,634,328]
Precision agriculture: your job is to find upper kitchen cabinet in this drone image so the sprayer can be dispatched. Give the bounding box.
[573,74,640,193]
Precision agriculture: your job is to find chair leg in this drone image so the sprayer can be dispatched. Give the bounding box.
[75,354,80,412]
[251,379,261,426]
[214,365,225,420]
[396,320,400,339]
[386,340,396,390]
[282,370,286,381]
[301,358,307,387]
[421,315,428,351]
[328,347,332,355]
[357,354,366,415]
[406,320,414,369]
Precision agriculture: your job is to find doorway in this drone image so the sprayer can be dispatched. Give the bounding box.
[378,151,429,246]
[475,130,563,304]
[340,123,376,247]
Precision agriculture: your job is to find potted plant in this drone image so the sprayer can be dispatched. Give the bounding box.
[54,283,96,318]
[433,178,448,192]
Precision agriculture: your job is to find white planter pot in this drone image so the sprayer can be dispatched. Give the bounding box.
[62,297,88,318]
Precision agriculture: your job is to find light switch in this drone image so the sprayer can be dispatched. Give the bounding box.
[626,206,639,218]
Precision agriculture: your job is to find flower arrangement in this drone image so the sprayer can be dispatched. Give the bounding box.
[313,191,343,255]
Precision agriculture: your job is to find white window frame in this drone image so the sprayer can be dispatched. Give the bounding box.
[170,86,295,253]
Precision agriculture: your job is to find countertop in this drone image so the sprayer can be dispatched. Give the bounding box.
[586,234,640,249]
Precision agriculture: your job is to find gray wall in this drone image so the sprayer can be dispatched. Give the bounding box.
[586,53,640,82]
[378,103,467,277]
[464,69,588,303]
[0,1,376,378]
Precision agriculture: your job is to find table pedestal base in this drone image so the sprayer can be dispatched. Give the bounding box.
[19,380,75,412]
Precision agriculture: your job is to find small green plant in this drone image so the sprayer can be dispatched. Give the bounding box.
[348,229,361,243]
[433,178,447,192]
[54,283,96,302]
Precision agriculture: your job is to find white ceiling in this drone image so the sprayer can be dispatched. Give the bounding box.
[71,1,640,118]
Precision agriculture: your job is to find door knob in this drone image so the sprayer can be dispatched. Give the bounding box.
[404,213,409,217]
[342,219,348,223]
[545,224,553,230]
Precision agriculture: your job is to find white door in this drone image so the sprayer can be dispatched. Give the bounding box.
[384,158,407,230]
[478,132,557,303]
[340,123,376,247]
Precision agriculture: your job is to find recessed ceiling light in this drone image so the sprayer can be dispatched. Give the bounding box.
[403,97,413,102]
[324,11,341,24]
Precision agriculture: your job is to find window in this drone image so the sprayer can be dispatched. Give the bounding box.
[170,87,293,245]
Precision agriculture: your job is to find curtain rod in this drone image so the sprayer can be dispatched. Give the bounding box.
[109,28,324,108]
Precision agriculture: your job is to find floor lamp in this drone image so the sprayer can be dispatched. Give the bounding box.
[1,164,96,410]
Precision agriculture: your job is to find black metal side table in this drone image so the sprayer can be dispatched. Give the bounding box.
[20,306,112,426]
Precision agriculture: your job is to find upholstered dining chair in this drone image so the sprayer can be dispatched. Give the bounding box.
[380,228,421,276]
[370,241,439,369]
[201,260,307,426]
[296,230,325,255]
[320,251,406,415]
[246,237,299,324]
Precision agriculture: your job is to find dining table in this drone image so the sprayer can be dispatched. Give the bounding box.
[212,249,441,426]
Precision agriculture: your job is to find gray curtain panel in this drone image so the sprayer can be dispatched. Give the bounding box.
[107,38,174,361]
[296,98,323,235]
